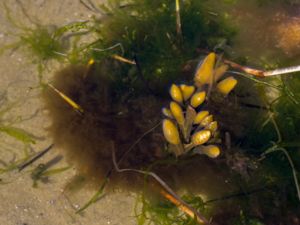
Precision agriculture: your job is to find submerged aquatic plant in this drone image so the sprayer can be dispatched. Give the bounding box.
[40,1,300,224]
[0,2,90,81]
[0,91,36,175]
[80,0,236,95]
[1,0,299,224]
[30,163,70,188]
[41,0,236,218]
[135,192,206,225]
[162,53,237,157]
[228,70,300,185]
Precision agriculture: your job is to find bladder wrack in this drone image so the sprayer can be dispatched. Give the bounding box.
[162,52,237,158]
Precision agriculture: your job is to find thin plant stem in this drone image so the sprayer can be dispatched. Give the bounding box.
[204,185,274,204]
[76,122,161,213]
[229,71,282,90]
[15,0,38,25]
[112,144,211,225]
[230,71,299,106]
[92,42,125,55]
[3,2,30,31]
[18,144,54,171]
[278,147,300,201]
[269,112,282,143]
[76,178,107,213]
[262,143,300,202]
[47,84,84,114]
[111,54,136,65]
[79,0,101,13]
[264,65,300,76]
[117,122,161,166]
[175,0,182,38]
[280,77,299,105]
[224,58,300,77]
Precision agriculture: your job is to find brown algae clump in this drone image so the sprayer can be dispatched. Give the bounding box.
[43,63,164,188]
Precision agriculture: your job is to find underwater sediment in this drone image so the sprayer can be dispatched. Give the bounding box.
[1,0,300,224]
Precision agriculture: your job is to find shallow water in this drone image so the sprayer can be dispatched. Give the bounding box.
[0,1,300,225]
[209,0,300,66]
[0,1,136,225]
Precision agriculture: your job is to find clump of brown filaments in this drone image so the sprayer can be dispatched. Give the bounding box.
[42,60,257,196]
[43,63,165,188]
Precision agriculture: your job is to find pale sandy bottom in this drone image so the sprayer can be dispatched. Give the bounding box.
[0,1,135,225]
[1,1,300,225]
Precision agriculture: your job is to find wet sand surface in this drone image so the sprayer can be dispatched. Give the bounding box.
[0,1,135,224]
[1,1,300,225]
